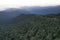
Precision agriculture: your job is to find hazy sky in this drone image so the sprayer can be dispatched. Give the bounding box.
[0,0,60,9]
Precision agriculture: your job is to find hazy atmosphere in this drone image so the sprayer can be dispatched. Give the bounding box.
[0,0,60,10]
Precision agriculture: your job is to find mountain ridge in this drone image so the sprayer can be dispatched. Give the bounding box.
[0,5,60,24]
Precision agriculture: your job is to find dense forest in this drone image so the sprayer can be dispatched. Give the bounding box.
[0,13,60,40]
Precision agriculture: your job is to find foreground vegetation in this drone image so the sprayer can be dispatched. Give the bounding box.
[0,14,60,40]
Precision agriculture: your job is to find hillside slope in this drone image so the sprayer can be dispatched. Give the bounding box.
[0,14,60,40]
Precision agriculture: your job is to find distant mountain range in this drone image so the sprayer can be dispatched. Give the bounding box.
[20,5,60,14]
[0,5,60,24]
[0,5,60,18]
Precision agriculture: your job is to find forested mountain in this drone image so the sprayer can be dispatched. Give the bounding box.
[0,14,60,40]
[0,5,60,40]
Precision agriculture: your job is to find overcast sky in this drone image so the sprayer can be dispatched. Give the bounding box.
[0,0,60,10]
